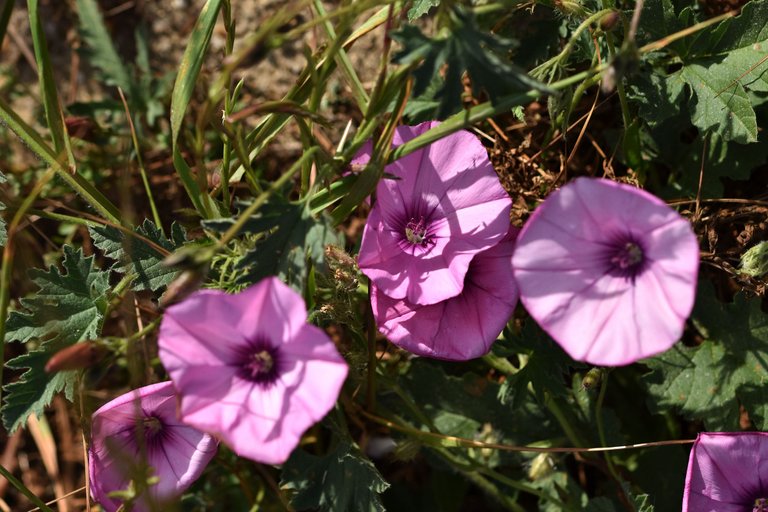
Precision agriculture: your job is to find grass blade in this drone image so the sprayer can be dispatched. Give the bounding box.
[27,0,75,168]
[170,0,223,218]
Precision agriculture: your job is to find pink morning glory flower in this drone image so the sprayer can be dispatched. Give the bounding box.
[683,432,768,511]
[371,227,520,360]
[357,121,512,306]
[88,381,217,512]
[512,177,699,366]
[158,277,348,465]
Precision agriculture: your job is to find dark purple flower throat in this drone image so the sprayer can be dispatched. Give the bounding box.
[605,235,647,280]
[237,340,282,387]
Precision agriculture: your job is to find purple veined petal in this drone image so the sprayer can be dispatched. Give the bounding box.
[372,228,520,360]
[88,382,216,512]
[513,177,699,366]
[683,432,768,511]
[358,121,512,306]
[158,277,348,465]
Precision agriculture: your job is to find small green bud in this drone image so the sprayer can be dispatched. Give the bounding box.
[581,367,604,390]
[528,453,556,481]
[740,241,768,278]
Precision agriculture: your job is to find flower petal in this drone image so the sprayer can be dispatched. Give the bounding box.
[683,432,768,511]
[513,177,699,366]
[373,229,519,360]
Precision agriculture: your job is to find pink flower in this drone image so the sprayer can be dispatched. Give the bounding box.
[158,277,348,464]
[512,177,699,366]
[88,381,217,512]
[683,432,768,511]
[372,227,520,360]
[357,121,512,306]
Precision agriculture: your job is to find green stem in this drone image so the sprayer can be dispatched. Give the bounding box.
[478,466,571,510]
[313,0,369,112]
[119,88,163,234]
[482,353,520,375]
[215,147,318,248]
[28,208,101,228]
[365,279,377,410]
[595,375,621,481]
[544,392,590,448]
[0,462,54,512]
[605,34,632,130]
[0,97,121,223]
[461,470,526,512]
[389,65,606,163]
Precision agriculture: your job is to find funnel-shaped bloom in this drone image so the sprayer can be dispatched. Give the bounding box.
[158,277,348,465]
[357,121,512,306]
[512,177,699,366]
[372,227,519,360]
[683,432,768,511]
[88,381,217,512]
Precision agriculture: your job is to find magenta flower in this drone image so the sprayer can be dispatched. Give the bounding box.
[357,121,512,306]
[683,432,768,511]
[88,381,217,512]
[158,277,348,465]
[512,177,699,366]
[371,227,519,360]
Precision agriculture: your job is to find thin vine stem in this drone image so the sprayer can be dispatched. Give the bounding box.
[359,409,694,453]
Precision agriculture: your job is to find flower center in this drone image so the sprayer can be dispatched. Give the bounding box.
[755,498,768,512]
[245,350,274,378]
[606,238,646,279]
[405,217,430,246]
[238,343,281,386]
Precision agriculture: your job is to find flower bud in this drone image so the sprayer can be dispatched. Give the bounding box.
[45,341,106,373]
[740,241,768,278]
[599,11,621,31]
[528,453,556,481]
[581,367,604,390]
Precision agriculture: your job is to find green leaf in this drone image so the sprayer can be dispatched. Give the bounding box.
[89,220,186,292]
[407,0,440,21]
[2,246,110,432]
[643,282,768,430]
[392,7,549,118]
[627,70,685,128]
[170,0,222,143]
[204,202,343,291]
[0,171,6,247]
[680,63,757,143]
[692,0,768,56]
[169,0,222,218]
[75,0,133,93]
[396,360,559,447]
[499,320,582,408]
[281,441,389,512]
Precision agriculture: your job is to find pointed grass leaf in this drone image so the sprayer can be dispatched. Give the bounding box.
[89,220,187,292]
[2,246,110,432]
[643,282,768,430]
[27,0,73,164]
[169,0,222,217]
[170,0,222,144]
[281,441,389,512]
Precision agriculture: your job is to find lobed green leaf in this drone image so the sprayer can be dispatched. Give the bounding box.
[2,247,110,432]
